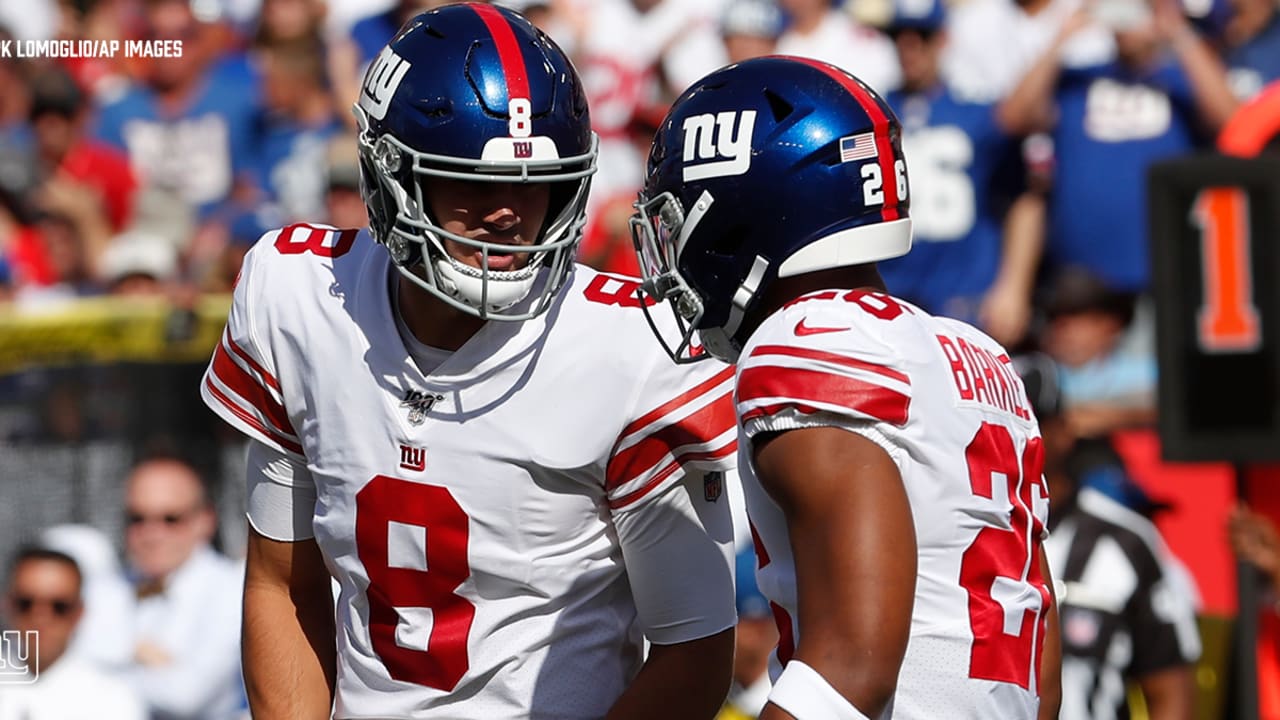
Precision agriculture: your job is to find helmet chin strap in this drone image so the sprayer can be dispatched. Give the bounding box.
[697,254,769,364]
[433,256,537,312]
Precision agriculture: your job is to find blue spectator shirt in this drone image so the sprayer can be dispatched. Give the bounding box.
[255,115,343,222]
[877,87,1019,323]
[350,10,401,66]
[1225,14,1280,100]
[1049,60,1198,292]
[92,63,261,216]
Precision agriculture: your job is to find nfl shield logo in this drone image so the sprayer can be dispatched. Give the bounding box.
[703,471,723,502]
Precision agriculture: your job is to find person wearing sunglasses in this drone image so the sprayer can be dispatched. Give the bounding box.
[120,457,246,720]
[0,546,145,720]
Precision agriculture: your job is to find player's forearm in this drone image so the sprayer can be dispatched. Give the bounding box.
[1140,666,1196,720]
[1038,552,1063,720]
[242,578,336,719]
[604,627,734,720]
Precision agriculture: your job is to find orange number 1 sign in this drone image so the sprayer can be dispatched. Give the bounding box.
[1193,187,1261,353]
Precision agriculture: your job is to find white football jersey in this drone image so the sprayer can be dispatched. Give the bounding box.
[735,289,1051,719]
[201,225,738,719]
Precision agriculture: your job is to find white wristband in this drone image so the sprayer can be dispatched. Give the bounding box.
[767,660,873,720]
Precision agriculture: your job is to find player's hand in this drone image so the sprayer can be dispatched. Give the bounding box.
[1228,505,1280,580]
[978,282,1032,348]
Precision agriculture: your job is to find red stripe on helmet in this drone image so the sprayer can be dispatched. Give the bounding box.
[472,4,530,103]
[790,57,901,222]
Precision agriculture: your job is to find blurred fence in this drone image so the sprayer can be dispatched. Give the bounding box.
[0,295,249,567]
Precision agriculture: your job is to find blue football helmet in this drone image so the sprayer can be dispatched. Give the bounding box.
[631,56,913,363]
[354,3,597,320]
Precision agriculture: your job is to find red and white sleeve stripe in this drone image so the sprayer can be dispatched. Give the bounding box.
[201,329,303,455]
[737,344,912,429]
[606,366,738,510]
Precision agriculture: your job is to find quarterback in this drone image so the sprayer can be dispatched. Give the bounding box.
[201,5,736,718]
[631,56,1062,719]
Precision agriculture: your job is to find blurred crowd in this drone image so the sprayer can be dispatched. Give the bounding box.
[0,0,1275,424]
[0,0,1278,717]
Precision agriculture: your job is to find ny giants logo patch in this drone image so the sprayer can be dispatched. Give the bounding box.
[399,444,427,472]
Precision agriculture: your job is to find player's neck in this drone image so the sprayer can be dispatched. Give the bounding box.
[395,276,486,352]
[765,266,885,313]
[744,265,886,339]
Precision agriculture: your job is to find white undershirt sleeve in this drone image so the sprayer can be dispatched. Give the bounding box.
[611,468,738,645]
[245,439,318,541]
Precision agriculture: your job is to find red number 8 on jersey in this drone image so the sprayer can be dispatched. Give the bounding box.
[355,475,476,690]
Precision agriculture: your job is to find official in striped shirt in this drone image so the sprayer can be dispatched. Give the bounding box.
[1018,354,1201,720]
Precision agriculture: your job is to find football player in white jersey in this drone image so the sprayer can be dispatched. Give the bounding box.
[200,5,738,718]
[630,56,1063,720]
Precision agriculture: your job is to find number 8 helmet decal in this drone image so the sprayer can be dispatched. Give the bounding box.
[355,3,597,320]
[631,56,913,363]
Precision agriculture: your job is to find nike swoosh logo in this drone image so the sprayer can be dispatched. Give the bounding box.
[794,319,849,336]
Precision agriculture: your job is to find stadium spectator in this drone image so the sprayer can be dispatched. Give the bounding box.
[253,41,342,222]
[775,0,901,93]
[119,457,245,720]
[29,67,134,264]
[942,0,1116,103]
[998,0,1239,295]
[1016,352,1200,720]
[101,229,178,297]
[1041,266,1157,438]
[93,0,262,216]
[876,0,1041,347]
[1220,0,1280,99]
[36,523,137,672]
[0,546,146,720]
[571,0,724,218]
[17,210,99,304]
[252,0,326,49]
[721,0,784,64]
[327,0,467,131]
[321,133,367,229]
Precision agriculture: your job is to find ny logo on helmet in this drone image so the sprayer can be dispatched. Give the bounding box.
[681,111,756,182]
[360,46,411,121]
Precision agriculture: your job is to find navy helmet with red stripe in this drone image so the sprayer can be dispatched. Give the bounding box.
[354,3,596,320]
[631,56,913,363]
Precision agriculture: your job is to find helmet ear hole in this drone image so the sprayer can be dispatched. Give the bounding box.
[764,89,794,122]
[708,223,745,259]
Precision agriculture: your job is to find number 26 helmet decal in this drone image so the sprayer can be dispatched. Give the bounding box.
[355,3,597,320]
[632,56,913,362]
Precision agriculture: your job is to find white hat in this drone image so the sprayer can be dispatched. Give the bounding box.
[101,232,178,284]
